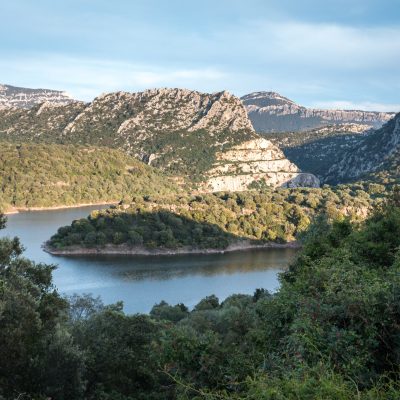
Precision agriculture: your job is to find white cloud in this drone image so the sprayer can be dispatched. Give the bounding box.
[309,100,400,112]
[222,19,400,71]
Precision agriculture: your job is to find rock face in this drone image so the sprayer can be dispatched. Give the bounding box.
[0,83,75,109]
[242,91,395,133]
[0,87,319,191]
[204,138,320,192]
[60,88,254,154]
[325,113,400,184]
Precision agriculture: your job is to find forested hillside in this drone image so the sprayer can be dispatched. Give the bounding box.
[0,142,179,211]
[326,112,400,184]
[2,195,400,399]
[265,124,371,180]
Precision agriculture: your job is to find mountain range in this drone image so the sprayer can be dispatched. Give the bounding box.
[242,91,394,132]
[0,82,399,190]
[0,86,319,191]
[0,83,74,109]
[1,83,394,133]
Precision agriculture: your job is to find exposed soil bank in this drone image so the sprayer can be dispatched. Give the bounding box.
[4,202,116,215]
[43,240,301,257]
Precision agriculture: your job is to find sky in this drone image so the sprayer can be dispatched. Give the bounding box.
[1,0,399,111]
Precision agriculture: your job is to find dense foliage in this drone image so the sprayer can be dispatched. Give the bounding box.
[0,142,179,211]
[2,197,400,399]
[49,185,375,251]
[124,128,253,180]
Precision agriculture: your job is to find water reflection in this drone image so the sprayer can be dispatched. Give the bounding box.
[58,248,294,282]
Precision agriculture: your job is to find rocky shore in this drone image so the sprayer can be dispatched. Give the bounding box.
[4,202,116,215]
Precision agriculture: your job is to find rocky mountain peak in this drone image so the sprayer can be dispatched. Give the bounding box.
[241,91,297,108]
[0,83,75,109]
[242,91,395,133]
[64,88,255,150]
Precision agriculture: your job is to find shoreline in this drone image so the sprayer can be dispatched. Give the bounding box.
[43,240,301,257]
[4,202,117,215]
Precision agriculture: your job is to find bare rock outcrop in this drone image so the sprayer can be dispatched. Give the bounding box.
[204,138,320,192]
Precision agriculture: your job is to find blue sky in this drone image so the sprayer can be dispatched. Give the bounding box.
[1,0,399,111]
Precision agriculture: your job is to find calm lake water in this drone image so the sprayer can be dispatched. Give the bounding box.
[2,206,297,313]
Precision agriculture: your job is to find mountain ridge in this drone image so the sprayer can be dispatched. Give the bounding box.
[242,91,395,132]
[0,83,75,109]
[0,87,319,191]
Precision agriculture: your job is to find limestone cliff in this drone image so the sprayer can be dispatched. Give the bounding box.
[0,83,75,109]
[204,138,320,192]
[242,91,394,132]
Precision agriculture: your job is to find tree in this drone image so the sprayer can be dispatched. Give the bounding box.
[0,215,85,399]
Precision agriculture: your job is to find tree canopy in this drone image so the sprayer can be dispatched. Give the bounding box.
[1,198,400,399]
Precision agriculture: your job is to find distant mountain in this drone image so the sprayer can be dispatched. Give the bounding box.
[0,87,318,191]
[325,113,400,184]
[242,91,395,133]
[0,83,75,109]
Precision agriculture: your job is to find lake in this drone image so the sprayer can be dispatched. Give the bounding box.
[2,206,297,313]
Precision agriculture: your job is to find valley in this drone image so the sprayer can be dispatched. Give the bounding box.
[0,83,397,258]
[2,1,400,398]
[1,83,399,400]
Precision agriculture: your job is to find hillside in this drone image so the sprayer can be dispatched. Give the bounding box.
[242,91,394,133]
[0,83,75,108]
[325,113,400,184]
[0,142,179,211]
[0,88,319,191]
[265,124,372,180]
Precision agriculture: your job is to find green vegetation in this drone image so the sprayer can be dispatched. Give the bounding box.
[264,127,367,180]
[2,195,400,399]
[125,128,254,180]
[48,185,376,251]
[0,102,86,144]
[360,151,400,187]
[0,142,179,211]
[322,113,400,185]
[0,92,257,181]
